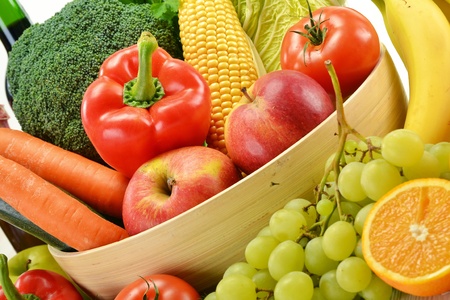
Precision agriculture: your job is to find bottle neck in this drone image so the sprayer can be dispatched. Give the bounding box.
[0,0,31,52]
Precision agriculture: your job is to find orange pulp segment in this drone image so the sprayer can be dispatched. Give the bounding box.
[362,178,450,297]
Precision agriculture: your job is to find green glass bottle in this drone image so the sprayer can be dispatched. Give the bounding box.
[0,0,31,52]
[1,0,31,106]
[0,0,43,252]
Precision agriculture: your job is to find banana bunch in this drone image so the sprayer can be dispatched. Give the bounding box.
[373,0,450,144]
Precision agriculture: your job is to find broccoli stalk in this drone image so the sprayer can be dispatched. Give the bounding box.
[6,0,182,165]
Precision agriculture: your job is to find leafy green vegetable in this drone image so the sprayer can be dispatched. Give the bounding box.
[232,0,346,73]
[150,0,179,26]
[119,0,179,25]
[233,0,262,40]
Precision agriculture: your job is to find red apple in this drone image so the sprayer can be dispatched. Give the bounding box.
[224,69,335,174]
[122,146,242,235]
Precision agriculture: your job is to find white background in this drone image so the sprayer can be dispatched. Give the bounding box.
[0,0,408,258]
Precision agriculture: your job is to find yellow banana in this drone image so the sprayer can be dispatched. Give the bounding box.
[434,0,450,23]
[373,0,450,143]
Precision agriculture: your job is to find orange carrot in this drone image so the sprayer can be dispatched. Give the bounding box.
[0,154,128,251]
[0,128,128,219]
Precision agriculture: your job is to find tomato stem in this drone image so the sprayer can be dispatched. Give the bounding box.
[290,0,329,66]
[140,277,160,300]
[123,31,165,108]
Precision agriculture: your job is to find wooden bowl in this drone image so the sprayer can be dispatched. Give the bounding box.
[50,45,408,299]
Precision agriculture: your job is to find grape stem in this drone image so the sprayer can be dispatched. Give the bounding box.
[314,60,367,236]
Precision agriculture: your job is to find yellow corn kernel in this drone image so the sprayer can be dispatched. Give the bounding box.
[179,0,259,154]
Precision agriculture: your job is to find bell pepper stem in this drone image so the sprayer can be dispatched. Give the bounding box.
[0,254,27,300]
[123,31,165,108]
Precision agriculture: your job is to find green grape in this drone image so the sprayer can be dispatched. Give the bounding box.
[429,142,450,174]
[269,208,307,242]
[360,158,403,201]
[336,256,372,292]
[319,269,357,300]
[353,238,363,259]
[358,273,393,300]
[354,203,374,236]
[304,236,339,276]
[402,150,441,180]
[268,240,305,281]
[215,274,257,300]
[273,271,314,300]
[257,226,273,237]
[327,201,362,226]
[316,198,334,217]
[344,140,360,164]
[358,139,370,152]
[366,135,383,149]
[345,139,359,154]
[223,261,257,279]
[245,236,279,269]
[338,161,367,202]
[312,287,327,300]
[322,221,357,261]
[381,129,424,167]
[252,269,277,299]
[284,198,317,227]
[298,236,309,248]
[204,292,217,300]
[327,170,337,182]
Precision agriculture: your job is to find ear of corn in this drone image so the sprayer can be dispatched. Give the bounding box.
[178,0,264,154]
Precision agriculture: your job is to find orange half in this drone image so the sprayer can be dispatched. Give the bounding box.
[362,178,450,297]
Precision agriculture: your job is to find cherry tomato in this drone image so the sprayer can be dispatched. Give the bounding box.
[114,274,200,300]
[280,6,380,99]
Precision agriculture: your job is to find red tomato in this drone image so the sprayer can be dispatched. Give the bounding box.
[114,274,200,300]
[280,6,380,99]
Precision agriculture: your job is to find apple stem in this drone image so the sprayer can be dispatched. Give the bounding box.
[166,178,176,193]
[241,87,255,102]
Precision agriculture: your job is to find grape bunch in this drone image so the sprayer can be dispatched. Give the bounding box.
[203,129,450,300]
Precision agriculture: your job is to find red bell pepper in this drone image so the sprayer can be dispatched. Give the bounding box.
[0,254,83,300]
[81,31,212,178]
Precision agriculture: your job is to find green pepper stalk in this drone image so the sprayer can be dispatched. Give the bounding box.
[123,31,165,108]
[0,254,29,300]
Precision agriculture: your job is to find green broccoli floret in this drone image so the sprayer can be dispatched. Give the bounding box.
[7,0,182,164]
